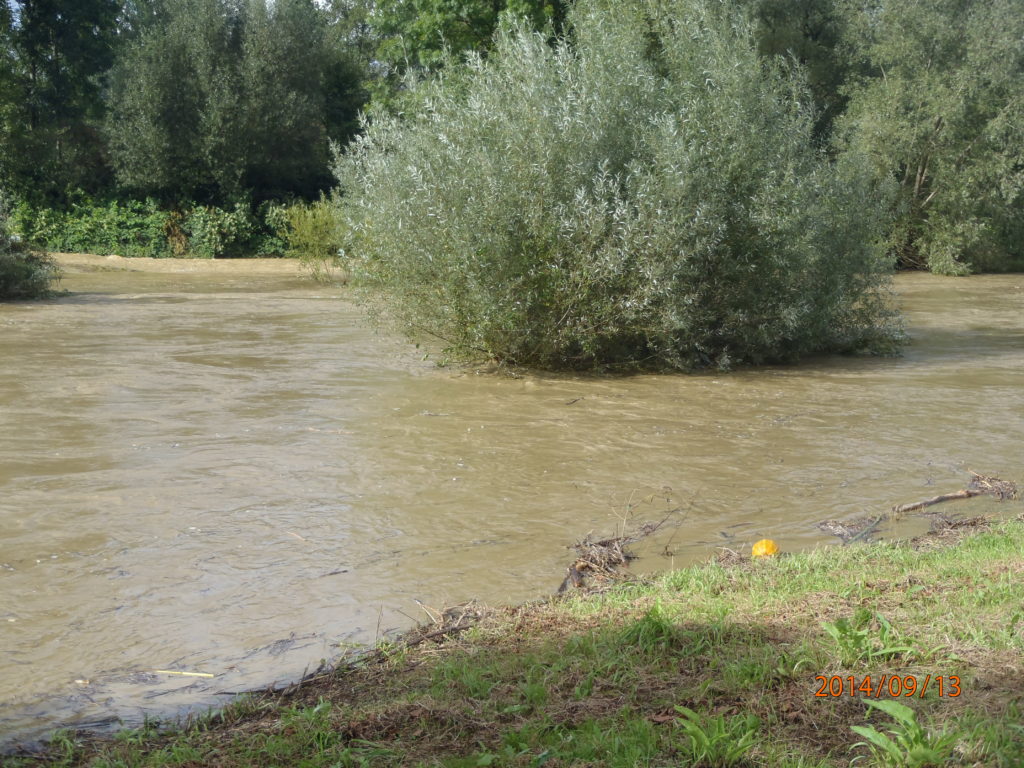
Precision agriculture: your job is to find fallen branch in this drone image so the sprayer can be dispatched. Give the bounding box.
[892,472,1018,516]
[819,472,1018,544]
[891,489,984,515]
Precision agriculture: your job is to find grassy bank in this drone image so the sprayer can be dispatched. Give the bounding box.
[8,515,1024,767]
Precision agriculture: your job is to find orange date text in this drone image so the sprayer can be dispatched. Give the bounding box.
[814,674,961,698]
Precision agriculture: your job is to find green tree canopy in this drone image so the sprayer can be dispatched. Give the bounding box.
[361,0,568,108]
[0,0,120,200]
[738,0,852,141]
[105,0,366,204]
[835,0,1024,273]
[334,0,899,371]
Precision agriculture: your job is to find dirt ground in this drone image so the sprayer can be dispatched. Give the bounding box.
[50,252,305,276]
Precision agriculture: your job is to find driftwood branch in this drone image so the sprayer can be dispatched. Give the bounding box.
[557,512,680,594]
[821,472,1018,545]
[892,472,1018,516]
[891,489,983,515]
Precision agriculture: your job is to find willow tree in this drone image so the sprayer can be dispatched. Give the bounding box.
[334,0,899,371]
[835,0,1024,273]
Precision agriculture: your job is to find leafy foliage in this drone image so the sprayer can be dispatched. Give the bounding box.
[0,0,120,201]
[105,0,366,204]
[335,0,899,371]
[673,706,761,767]
[11,195,290,259]
[851,700,958,767]
[821,609,913,666]
[0,193,60,299]
[739,0,853,140]
[11,195,173,257]
[284,197,345,281]
[835,0,1024,274]
[364,0,568,108]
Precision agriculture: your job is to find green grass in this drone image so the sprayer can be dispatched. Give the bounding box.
[6,515,1024,767]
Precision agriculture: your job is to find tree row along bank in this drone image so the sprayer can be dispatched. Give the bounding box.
[2,0,1022,275]
[6,509,1024,767]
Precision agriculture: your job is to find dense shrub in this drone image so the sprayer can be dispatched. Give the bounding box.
[10,196,292,259]
[334,0,900,371]
[834,0,1024,274]
[284,197,345,281]
[0,196,59,299]
[182,203,257,259]
[11,196,173,258]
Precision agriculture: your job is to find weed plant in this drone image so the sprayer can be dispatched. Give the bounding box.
[821,609,914,666]
[674,706,760,766]
[335,0,901,371]
[850,700,957,767]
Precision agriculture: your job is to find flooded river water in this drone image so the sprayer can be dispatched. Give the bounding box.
[1,258,1021,746]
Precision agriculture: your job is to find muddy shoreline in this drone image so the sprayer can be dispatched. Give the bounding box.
[50,252,306,276]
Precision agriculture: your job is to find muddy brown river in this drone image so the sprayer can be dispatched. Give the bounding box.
[1,258,1022,747]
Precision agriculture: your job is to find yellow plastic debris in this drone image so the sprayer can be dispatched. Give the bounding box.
[751,539,779,558]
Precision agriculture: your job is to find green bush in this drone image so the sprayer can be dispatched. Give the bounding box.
[254,201,290,257]
[10,196,293,259]
[334,0,900,371]
[284,197,345,281]
[0,197,60,299]
[11,196,172,257]
[182,203,257,259]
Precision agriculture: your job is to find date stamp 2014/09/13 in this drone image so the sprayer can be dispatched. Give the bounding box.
[814,675,961,698]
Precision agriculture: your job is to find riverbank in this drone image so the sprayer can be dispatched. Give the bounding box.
[49,252,307,276]
[7,512,1024,767]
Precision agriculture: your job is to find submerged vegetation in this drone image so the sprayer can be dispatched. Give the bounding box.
[336,0,900,370]
[9,514,1024,766]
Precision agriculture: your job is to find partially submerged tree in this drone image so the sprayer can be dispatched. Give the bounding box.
[335,0,899,371]
[835,0,1024,274]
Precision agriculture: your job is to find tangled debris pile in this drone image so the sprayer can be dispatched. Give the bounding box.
[557,521,665,593]
[819,471,1019,545]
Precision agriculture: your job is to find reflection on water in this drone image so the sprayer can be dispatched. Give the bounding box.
[1,269,1021,746]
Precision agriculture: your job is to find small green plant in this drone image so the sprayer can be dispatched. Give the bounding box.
[822,609,913,665]
[851,699,957,767]
[285,197,345,281]
[619,602,678,652]
[674,706,760,767]
[114,714,161,745]
[43,729,81,764]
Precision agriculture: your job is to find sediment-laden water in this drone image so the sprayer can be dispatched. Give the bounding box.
[1,260,1021,746]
